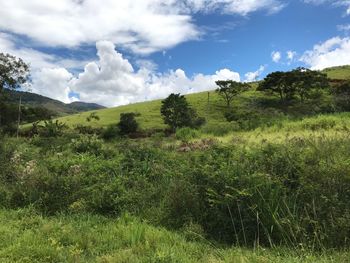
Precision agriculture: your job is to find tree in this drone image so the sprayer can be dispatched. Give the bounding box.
[86,112,100,122]
[0,53,30,131]
[333,80,350,111]
[117,112,139,135]
[258,71,293,101]
[0,53,29,94]
[258,68,329,102]
[290,67,329,102]
[215,80,250,108]
[161,93,205,132]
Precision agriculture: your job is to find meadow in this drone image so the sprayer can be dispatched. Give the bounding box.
[2,65,350,262]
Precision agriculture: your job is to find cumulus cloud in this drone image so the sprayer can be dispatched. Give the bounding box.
[300,36,350,70]
[0,0,284,54]
[244,65,265,82]
[31,68,74,103]
[271,51,281,63]
[69,41,241,107]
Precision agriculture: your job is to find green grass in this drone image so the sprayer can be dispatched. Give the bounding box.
[0,209,348,263]
[56,90,232,129]
[323,65,350,80]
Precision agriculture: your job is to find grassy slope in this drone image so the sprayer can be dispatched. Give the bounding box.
[57,86,271,129]
[56,65,350,130]
[0,209,347,263]
[323,65,350,80]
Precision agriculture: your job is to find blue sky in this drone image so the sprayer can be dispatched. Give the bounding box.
[0,0,349,106]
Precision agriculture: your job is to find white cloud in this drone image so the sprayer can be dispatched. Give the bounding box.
[0,0,284,54]
[271,51,281,63]
[244,65,265,82]
[300,36,350,70]
[69,41,241,107]
[303,0,350,15]
[337,24,350,31]
[31,68,74,103]
[287,50,297,62]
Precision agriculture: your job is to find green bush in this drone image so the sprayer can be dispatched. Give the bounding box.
[38,120,67,137]
[118,113,139,135]
[176,127,200,142]
[70,135,103,155]
[101,124,120,140]
[1,134,350,248]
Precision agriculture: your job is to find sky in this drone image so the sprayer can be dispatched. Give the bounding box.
[0,0,349,107]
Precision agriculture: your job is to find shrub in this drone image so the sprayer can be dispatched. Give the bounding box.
[118,113,139,135]
[74,124,102,135]
[38,120,67,137]
[101,124,120,140]
[161,94,206,132]
[176,127,200,143]
[70,135,103,155]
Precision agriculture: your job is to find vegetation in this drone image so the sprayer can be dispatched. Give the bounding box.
[1,53,350,261]
[216,80,250,108]
[258,68,329,102]
[118,112,139,135]
[161,93,205,132]
[4,88,105,116]
[1,209,347,263]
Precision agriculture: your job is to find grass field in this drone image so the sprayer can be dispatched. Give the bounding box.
[0,209,348,263]
[323,65,350,80]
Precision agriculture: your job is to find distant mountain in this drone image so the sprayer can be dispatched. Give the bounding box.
[3,89,106,116]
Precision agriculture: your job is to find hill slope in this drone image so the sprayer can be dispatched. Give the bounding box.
[56,65,350,129]
[323,65,350,80]
[4,89,105,116]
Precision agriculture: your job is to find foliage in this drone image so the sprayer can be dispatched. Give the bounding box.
[333,80,350,111]
[70,135,103,155]
[291,67,329,102]
[0,209,347,263]
[2,125,350,249]
[0,53,30,133]
[37,120,67,137]
[74,124,103,135]
[161,93,205,132]
[86,112,100,122]
[117,112,139,135]
[176,127,200,142]
[0,53,30,93]
[258,68,329,101]
[101,124,120,140]
[215,80,250,108]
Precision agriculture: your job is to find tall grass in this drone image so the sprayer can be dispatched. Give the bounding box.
[1,130,350,249]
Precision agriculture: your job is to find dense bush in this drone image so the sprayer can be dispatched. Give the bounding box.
[101,124,120,140]
[1,134,350,249]
[118,112,139,135]
[176,127,200,142]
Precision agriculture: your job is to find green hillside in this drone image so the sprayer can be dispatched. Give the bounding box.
[323,65,350,80]
[55,66,350,130]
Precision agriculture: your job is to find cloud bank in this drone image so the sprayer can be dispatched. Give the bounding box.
[301,36,350,70]
[0,0,284,54]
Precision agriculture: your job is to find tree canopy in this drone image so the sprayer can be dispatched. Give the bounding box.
[0,53,30,94]
[160,93,205,132]
[258,68,329,101]
[215,80,250,108]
